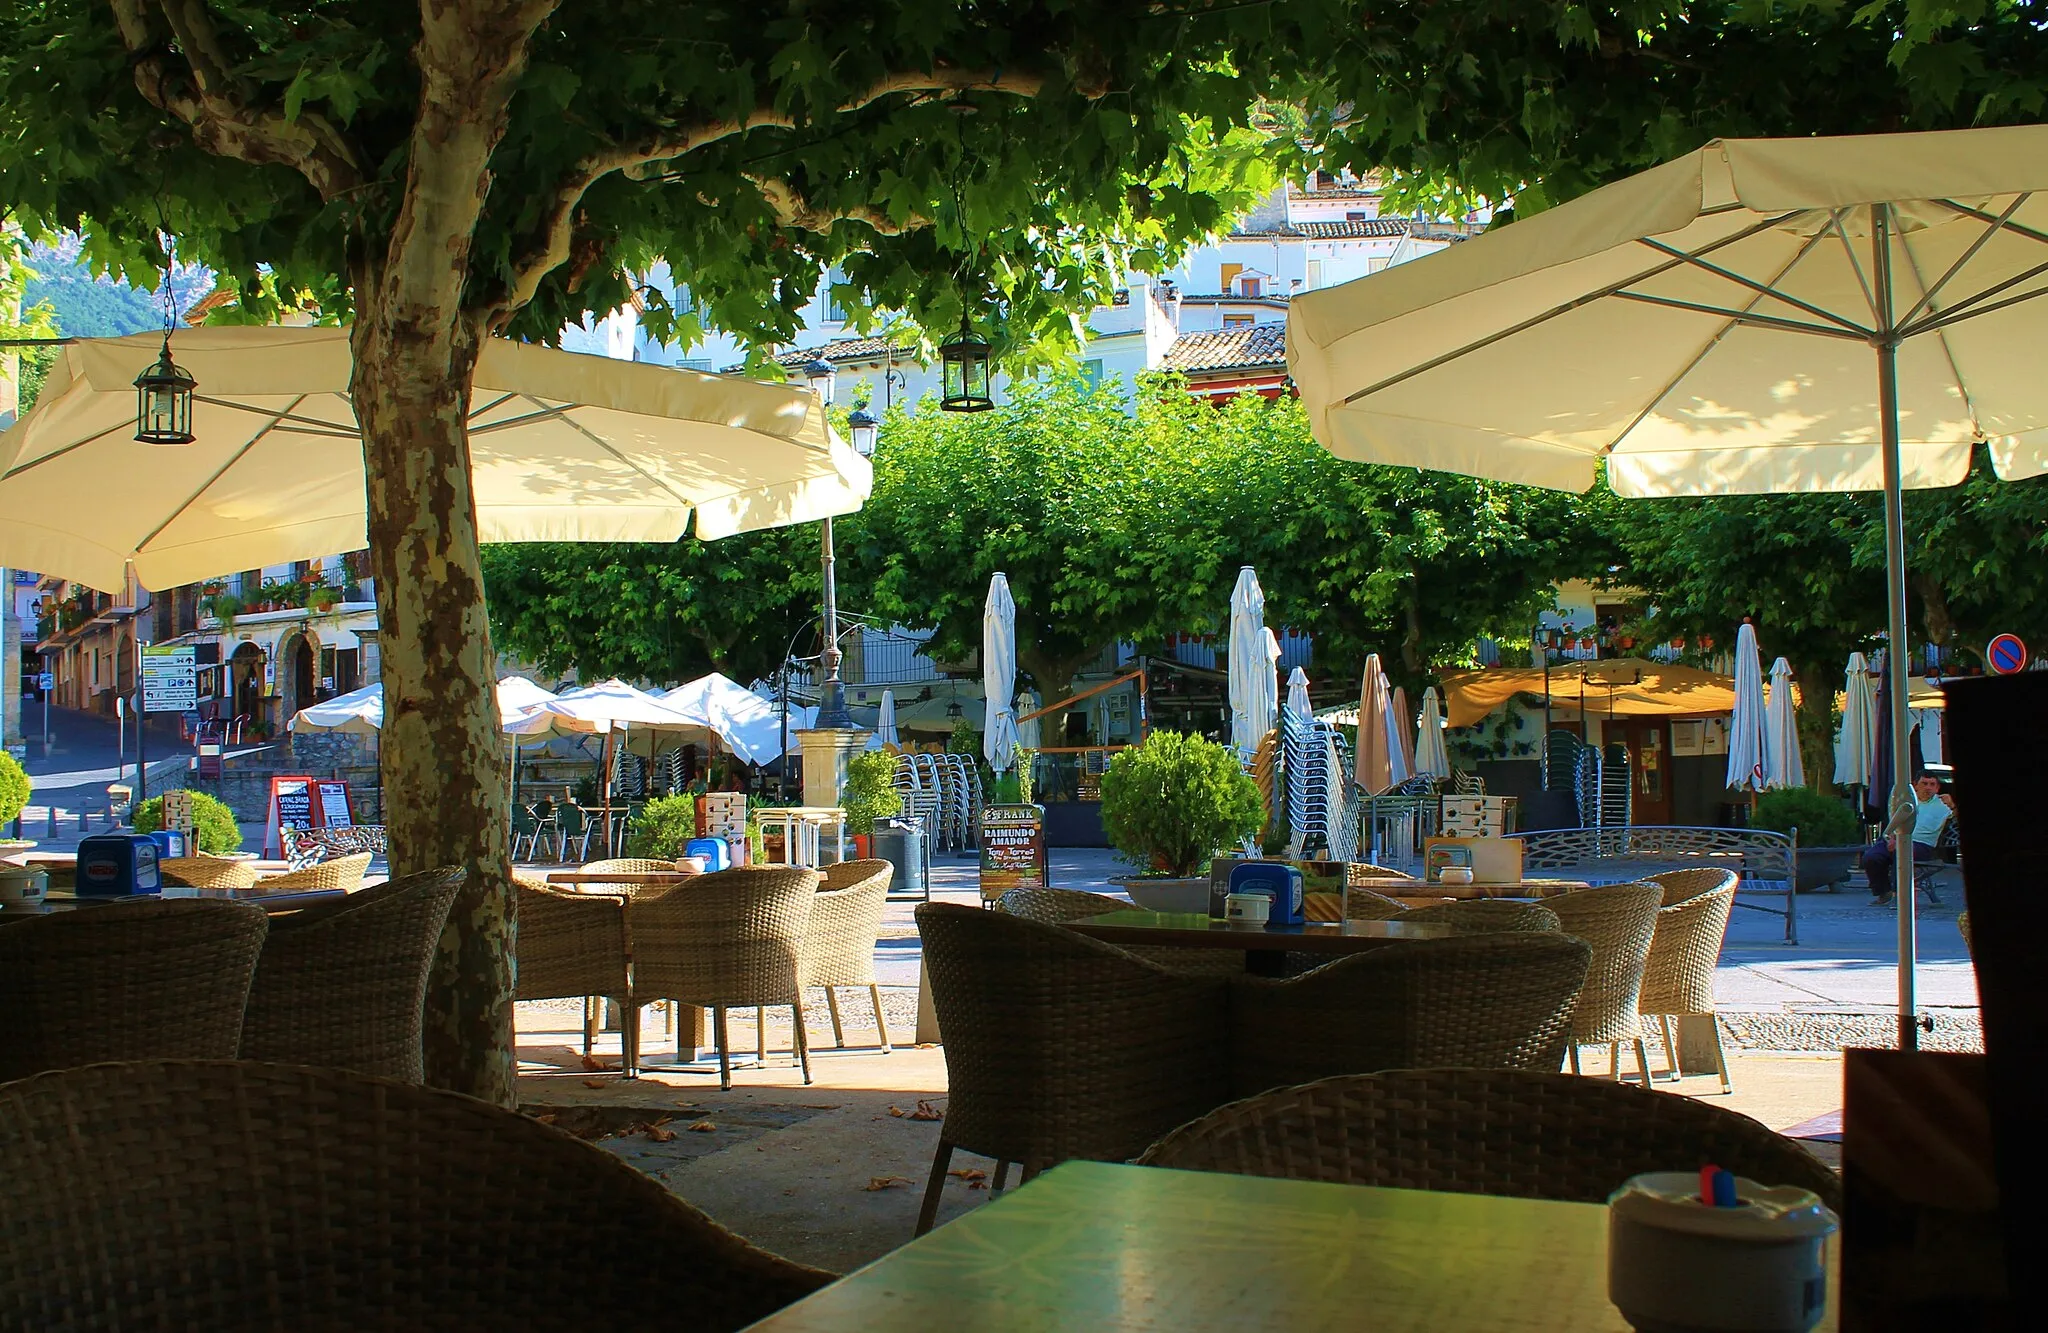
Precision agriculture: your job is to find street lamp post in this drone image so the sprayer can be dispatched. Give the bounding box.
[803,358,857,731]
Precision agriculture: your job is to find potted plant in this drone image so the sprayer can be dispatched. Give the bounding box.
[132,789,244,854]
[840,751,904,858]
[0,751,34,853]
[1100,730,1264,913]
[306,583,344,614]
[1750,786,1867,891]
[199,591,242,631]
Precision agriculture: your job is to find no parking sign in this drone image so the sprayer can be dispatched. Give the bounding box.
[1987,633,2028,675]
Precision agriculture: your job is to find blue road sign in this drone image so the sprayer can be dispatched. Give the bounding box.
[1987,633,2028,675]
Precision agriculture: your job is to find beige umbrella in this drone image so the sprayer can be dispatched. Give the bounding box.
[1288,125,2048,1049]
[0,326,869,591]
[1390,685,1416,779]
[1353,654,1396,795]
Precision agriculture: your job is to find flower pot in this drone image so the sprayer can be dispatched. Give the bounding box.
[1796,845,1863,893]
[852,834,872,859]
[1111,876,1212,914]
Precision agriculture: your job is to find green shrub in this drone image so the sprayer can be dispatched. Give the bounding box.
[0,752,30,827]
[623,794,703,859]
[1099,730,1265,877]
[1751,786,1862,846]
[842,751,904,835]
[132,789,244,854]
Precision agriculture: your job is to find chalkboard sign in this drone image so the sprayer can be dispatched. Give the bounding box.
[317,780,354,827]
[263,775,317,856]
[978,804,1047,900]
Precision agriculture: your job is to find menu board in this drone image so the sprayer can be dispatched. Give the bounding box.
[979,804,1048,899]
[263,775,316,856]
[317,780,354,827]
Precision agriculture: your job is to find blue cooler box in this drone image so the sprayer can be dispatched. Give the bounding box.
[1226,861,1305,926]
[75,833,163,896]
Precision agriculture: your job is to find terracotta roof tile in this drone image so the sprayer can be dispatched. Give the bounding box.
[1160,323,1288,374]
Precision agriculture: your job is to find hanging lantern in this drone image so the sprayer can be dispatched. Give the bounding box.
[802,356,837,405]
[133,336,197,446]
[846,406,879,459]
[939,317,993,413]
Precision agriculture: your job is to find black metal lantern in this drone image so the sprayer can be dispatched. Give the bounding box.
[846,405,879,458]
[133,335,197,446]
[803,356,837,405]
[938,317,993,412]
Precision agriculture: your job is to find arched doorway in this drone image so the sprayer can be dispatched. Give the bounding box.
[229,643,266,728]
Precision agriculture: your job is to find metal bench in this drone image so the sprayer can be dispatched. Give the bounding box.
[1510,826,1801,944]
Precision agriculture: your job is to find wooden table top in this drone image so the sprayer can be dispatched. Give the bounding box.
[744,1161,1839,1331]
[1,886,345,919]
[544,870,698,886]
[1066,910,1454,954]
[1352,877,1593,901]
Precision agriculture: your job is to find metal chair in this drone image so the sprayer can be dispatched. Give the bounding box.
[1137,1068,1840,1210]
[240,866,465,1080]
[0,899,269,1081]
[0,1060,833,1329]
[529,799,562,861]
[557,802,597,861]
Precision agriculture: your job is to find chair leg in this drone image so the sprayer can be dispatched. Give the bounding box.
[623,1001,640,1079]
[915,1140,954,1237]
[1607,1041,1621,1080]
[714,1006,731,1091]
[1657,1015,1678,1080]
[1020,1161,1042,1185]
[792,1000,812,1085]
[756,1006,767,1062]
[1633,1038,1653,1087]
[1709,1014,1733,1095]
[825,987,846,1049]
[870,982,893,1053]
[583,996,597,1053]
[990,1161,1011,1194]
[1568,1042,1582,1076]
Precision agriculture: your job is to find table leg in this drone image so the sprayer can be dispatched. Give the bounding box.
[674,1002,707,1062]
[915,958,941,1044]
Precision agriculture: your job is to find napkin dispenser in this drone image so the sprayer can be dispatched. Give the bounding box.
[1226,862,1303,926]
[74,833,162,896]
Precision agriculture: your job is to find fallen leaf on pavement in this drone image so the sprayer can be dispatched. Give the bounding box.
[581,1079,609,1090]
[861,1176,912,1192]
[531,1113,558,1125]
[579,1055,613,1072]
[686,1119,717,1133]
[886,1106,906,1118]
[968,1180,989,1190]
[909,1099,945,1121]
[643,1120,678,1143]
[947,1168,986,1182]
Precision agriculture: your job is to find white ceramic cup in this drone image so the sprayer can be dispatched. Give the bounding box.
[1224,892,1271,925]
[0,865,48,905]
[1608,1172,1836,1332]
[1439,866,1475,886]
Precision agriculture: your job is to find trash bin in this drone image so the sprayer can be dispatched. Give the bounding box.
[872,818,926,901]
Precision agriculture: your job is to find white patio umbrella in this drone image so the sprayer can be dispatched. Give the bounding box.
[1764,657,1806,789]
[1285,666,1312,717]
[543,679,707,846]
[661,672,806,765]
[1014,690,1041,751]
[0,326,871,592]
[982,573,1019,773]
[1833,652,1878,790]
[1286,126,2048,1045]
[872,689,900,750]
[289,676,563,736]
[1415,686,1451,779]
[1226,566,1271,756]
[1261,629,1282,743]
[1725,624,1768,793]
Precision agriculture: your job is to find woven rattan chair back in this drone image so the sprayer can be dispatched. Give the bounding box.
[1638,884,1736,1018]
[1541,882,1663,1047]
[574,857,684,896]
[1345,864,1416,884]
[630,868,818,1008]
[240,866,465,1081]
[512,876,629,1002]
[1345,888,1410,921]
[803,859,895,1051]
[1138,1068,1840,1210]
[1399,900,1562,934]
[818,858,893,894]
[0,899,269,1080]
[253,851,374,894]
[158,854,259,889]
[913,903,1230,1232]
[1228,933,1593,1099]
[997,887,1128,923]
[0,1060,832,1330]
[1644,867,1740,906]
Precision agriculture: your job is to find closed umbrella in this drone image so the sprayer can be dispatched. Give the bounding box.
[1261,629,1282,745]
[1764,657,1805,789]
[1353,654,1398,795]
[875,690,900,749]
[1285,667,1312,718]
[1014,690,1041,751]
[1390,685,1416,780]
[1725,624,1768,794]
[0,327,870,592]
[1415,686,1451,779]
[1834,653,1877,790]
[1289,125,2048,1049]
[982,573,1018,774]
[1226,567,1270,757]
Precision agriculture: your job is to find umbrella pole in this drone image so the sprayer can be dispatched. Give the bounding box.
[1873,217,1919,1051]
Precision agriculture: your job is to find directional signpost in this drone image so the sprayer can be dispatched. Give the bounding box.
[135,644,200,807]
[1987,634,2029,676]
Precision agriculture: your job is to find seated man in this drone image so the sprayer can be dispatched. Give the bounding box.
[1862,773,1954,907]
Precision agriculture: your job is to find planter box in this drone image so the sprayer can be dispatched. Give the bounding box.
[1798,844,1863,893]
[1111,876,1210,914]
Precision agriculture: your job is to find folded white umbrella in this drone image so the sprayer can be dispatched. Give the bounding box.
[1833,653,1878,788]
[982,573,1019,773]
[1726,625,1768,792]
[1764,657,1806,789]
[0,326,871,591]
[1285,666,1312,717]
[1261,629,1281,744]
[1227,567,1270,757]
[870,689,900,750]
[1415,686,1451,779]
[1014,690,1041,751]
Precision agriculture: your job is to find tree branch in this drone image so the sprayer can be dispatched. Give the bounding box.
[747,176,932,236]
[109,0,366,200]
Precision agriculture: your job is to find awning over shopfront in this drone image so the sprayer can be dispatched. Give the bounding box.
[1437,658,1747,729]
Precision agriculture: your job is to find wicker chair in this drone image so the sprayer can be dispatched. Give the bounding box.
[514,874,635,1071]
[0,1060,832,1330]
[158,854,259,889]
[1345,888,1411,920]
[1399,900,1562,934]
[1638,880,1738,1093]
[1644,867,1740,906]
[1544,882,1665,1083]
[1227,933,1593,1099]
[914,903,1230,1235]
[252,851,374,894]
[574,857,685,896]
[0,899,269,1081]
[1000,887,1245,977]
[240,866,466,1081]
[1137,1068,1841,1211]
[1957,910,1973,958]
[629,867,819,1089]
[803,859,895,1050]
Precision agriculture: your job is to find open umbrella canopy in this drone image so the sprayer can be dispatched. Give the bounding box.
[1834,653,1878,788]
[1726,624,1769,793]
[1764,657,1806,789]
[661,673,805,766]
[1227,566,1271,756]
[1415,686,1451,779]
[0,327,871,591]
[982,573,1018,774]
[290,677,563,736]
[543,679,701,736]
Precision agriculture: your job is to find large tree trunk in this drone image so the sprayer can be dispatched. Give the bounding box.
[1795,656,1838,797]
[352,304,514,1106]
